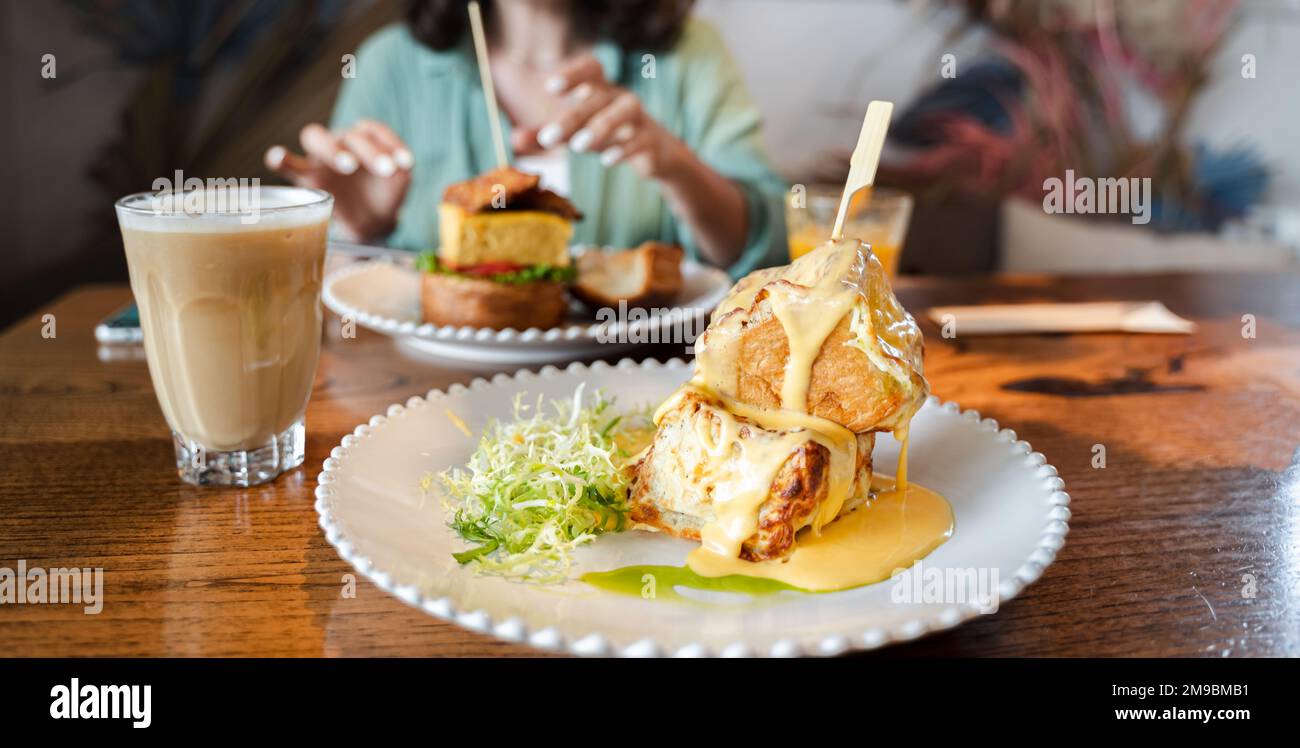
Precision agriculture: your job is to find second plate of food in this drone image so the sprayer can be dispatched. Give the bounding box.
[322,247,732,365]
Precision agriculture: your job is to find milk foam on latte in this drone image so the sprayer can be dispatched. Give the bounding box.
[118,187,331,453]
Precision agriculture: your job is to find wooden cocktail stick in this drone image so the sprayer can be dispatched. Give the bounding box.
[831,100,893,241]
[467,1,509,169]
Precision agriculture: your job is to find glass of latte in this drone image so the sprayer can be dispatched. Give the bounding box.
[115,186,333,486]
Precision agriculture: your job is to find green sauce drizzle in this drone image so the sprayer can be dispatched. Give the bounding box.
[580,564,813,602]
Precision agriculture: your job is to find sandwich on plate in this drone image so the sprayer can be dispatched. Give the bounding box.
[417,167,687,330]
[418,166,583,330]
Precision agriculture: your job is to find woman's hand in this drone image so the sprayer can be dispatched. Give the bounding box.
[514,54,749,268]
[264,119,413,242]
[512,55,688,181]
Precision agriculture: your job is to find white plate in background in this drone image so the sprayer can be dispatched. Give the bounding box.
[321,254,732,365]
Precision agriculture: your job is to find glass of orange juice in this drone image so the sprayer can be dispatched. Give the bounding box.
[786,185,913,276]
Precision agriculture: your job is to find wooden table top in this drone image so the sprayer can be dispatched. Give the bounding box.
[2,270,1298,657]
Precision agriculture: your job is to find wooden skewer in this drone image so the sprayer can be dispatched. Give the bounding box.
[831,100,894,241]
[467,1,509,169]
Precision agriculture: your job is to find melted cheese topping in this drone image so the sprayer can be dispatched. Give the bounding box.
[654,385,859,553]
[697,428,813,559]
[770,284,856,413]
[695,240,864,414]
[894,424,909,491]
[660,238,944,591]
[686,474,952,592]
[707,390,857,533]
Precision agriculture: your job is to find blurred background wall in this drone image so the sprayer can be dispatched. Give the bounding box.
[1,0,398,327]
[701,0,1300,203]
[3,0,1298,327]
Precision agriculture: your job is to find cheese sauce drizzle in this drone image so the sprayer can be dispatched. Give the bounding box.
[582,475,952,596]
[628,239,947,593]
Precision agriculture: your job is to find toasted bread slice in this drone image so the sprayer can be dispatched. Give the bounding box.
[626,389,874,561]
[571,242,684,310]
[421,272,568,330]
[723,305,919,433]
[441,167,583,219]
[513,187,583,221]
[696,238,927,433]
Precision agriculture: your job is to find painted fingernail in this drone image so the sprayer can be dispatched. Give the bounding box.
[600,146,623,167]
[372,155,396,177]
[570,128,594,152]
[571,83,593,103]
[394,148,414,170]
[537,123,563,149]
[544,75,565,94]
[266,146,286,168]
[334,152,358,174]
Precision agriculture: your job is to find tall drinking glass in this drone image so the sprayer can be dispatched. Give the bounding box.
[786,186,913,276]
[115,186,333,486]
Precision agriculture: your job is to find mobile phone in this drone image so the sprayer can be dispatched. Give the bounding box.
[95,303,143,344]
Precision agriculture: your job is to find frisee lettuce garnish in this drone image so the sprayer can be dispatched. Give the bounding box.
[430,384,653,583]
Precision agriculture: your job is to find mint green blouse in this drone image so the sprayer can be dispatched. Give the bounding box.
[330,18,789,278]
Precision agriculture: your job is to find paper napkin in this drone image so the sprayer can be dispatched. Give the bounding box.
[925,301,1197,335]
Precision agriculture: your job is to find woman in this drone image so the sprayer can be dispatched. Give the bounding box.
[264,0,787,277]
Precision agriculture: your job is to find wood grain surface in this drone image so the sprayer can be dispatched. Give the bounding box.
[2,268,1298,657]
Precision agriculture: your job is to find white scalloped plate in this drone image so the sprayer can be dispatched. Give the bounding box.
[314,358,1070,657]
[322,258,732,364]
